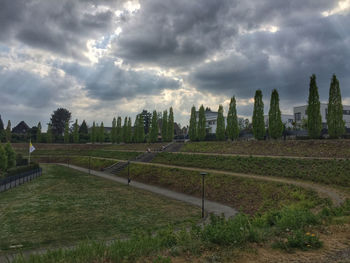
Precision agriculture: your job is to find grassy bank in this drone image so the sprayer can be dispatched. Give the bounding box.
[12,200,350,263]
[152,152,350,187]
[0,165,200,251]
[181,140,350,158]
[118,163,327,215]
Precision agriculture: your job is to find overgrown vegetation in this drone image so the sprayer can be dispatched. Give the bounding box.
[119,163,326,215]
[152,152,350,187]
[180,140,350,158]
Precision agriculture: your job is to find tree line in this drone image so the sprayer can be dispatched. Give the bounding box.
[0,107,176,144]
[189,74,345,141]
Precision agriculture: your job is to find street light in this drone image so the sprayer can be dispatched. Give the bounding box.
[200,172,207,218]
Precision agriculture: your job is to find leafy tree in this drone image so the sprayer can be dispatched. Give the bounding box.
[116,117,122,144]
[216,105,225,141]
[123,117,128,143]
[226,97,239,140]
[327,74,345,138]
[50,108,71,136]
[91,121,96,143]
[111,117,117,143]
[4,142,16,169]
[307,74,322,139]
[5,120,11,142]
[268,89,283,139]
[161,110,168,142]
[99,122,105,143]
[167,107,174,142]
[47,124,53,143]
[64,121,69,143]
[79,120,88,143]
[149,110,158,143]
[36,122,42,143]
[189,106,197,141]
[127,117,132,143]
[73,119,79,143]
[252,90,265,140]
[197,105,206,141]
[133,115,139,143]
[0,144,7,173]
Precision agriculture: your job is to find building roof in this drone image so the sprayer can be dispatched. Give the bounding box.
[12,121,30,134]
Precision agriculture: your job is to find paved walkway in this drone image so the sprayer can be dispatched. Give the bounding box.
[59,164,238,218]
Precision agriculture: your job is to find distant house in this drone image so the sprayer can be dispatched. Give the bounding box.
[197,108,227,134]
[12,121,30,134]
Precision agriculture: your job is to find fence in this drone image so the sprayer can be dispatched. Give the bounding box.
[0,168,42,193]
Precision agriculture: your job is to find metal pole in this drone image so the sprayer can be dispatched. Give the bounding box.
[89,156,91,174]
[200,172,207,218]
[127,161,130,185]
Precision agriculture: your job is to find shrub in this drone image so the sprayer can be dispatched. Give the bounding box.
[0,144,7,173]
[274,230,322,251]
[5,142,16,168]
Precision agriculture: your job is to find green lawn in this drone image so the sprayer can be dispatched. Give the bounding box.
[0,165,200,252]
[152,152,350,187]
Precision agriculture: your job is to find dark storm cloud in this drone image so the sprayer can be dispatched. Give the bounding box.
[0,0,124,59]
[61,59,180,100]
[189,11,350,106]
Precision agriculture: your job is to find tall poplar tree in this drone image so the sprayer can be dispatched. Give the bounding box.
[252,90,265,140]
[161,110,168,142]
[79,120,88,143]
[138,114,145,142]
[123,117,128,143]
[36,122,42,143]
[197,105,206,141]
[307,74,322,139]
[149,110,158,143]
[116,117,122,144]
[127,117,132,143]
[111,117,117,143]
[133,115,139,142]
[189,106,197,141]
[5,120,11,142]
[91,121,96,143]
[64,121,69,143]
[167,107,174,142]
[268,89,283,139]
[73,119,79,143]
[216,105,225,140]
[47,124,53,143]
[327,74,345,138]
[99,122,105,143]
[226,96,239,140]
[0,115,4,142]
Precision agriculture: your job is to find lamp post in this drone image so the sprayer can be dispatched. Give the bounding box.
[127,161,131,186]
[200,172,207,218]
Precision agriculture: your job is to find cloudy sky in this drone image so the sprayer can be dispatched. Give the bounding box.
[1,0,350,129]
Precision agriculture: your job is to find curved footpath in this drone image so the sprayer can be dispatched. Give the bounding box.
[131,161,347,207]
[59,163,238,218]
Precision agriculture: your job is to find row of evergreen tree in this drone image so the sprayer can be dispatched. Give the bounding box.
[51,107,175,144]
[189,74,345,141]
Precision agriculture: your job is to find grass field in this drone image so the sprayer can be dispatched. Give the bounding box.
[118,163,328,215]
[0,165,200,252]
[152,152,350,187]
[180,140,350,158]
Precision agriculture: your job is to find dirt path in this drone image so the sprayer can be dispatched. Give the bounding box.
[131,161,348,206]
[174,151,349,160]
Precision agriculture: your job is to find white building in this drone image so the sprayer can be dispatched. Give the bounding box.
[196,109,227,134]
[264,114,294,129]
[294,103,350,128]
